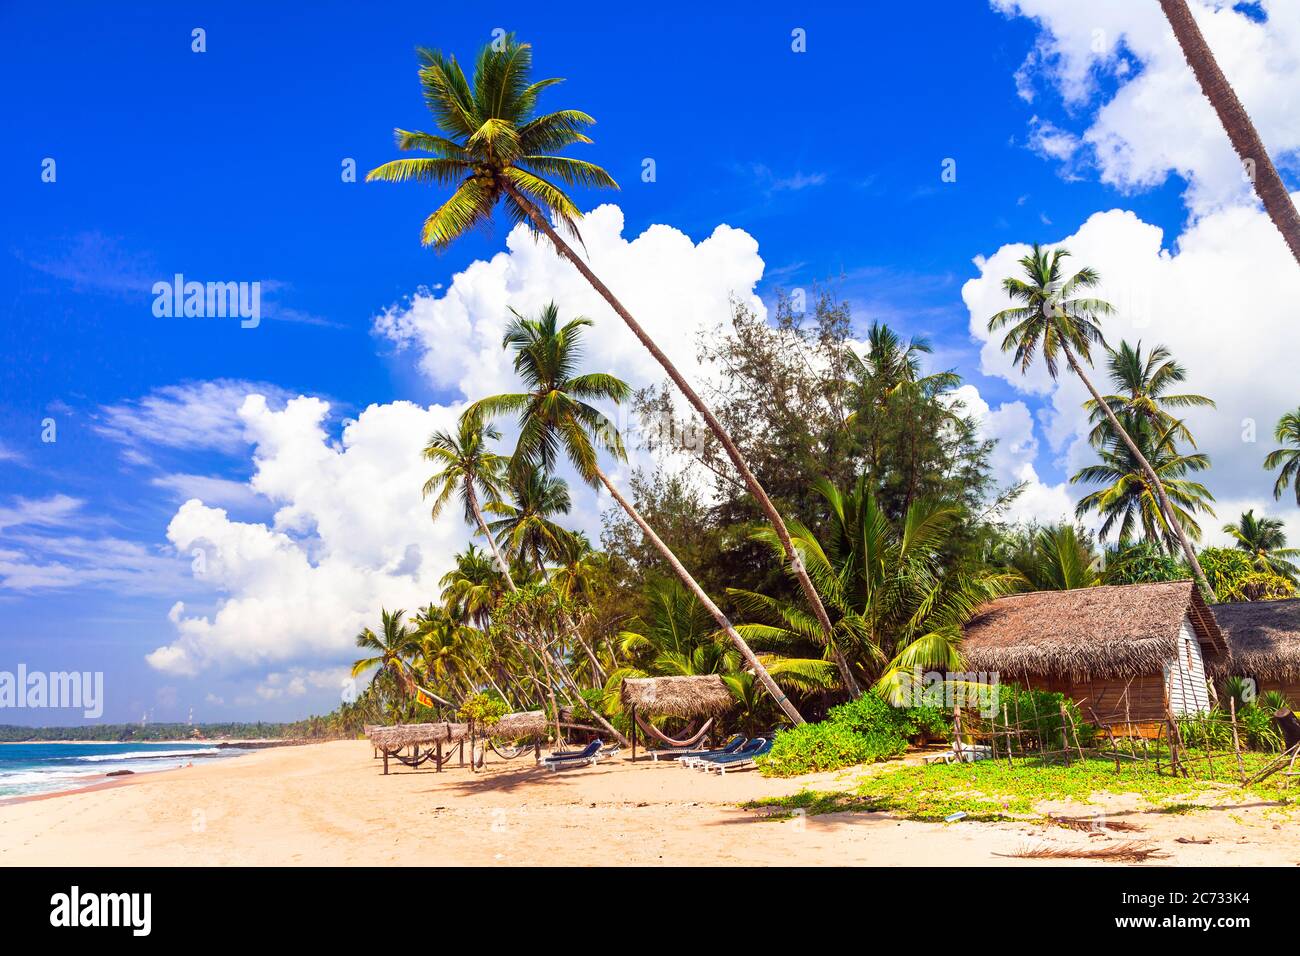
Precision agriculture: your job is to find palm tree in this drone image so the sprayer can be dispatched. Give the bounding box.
[732,475,1017,701]
[351,608,420,700]
[603,578,830,725]
[1011,524,1100,591]
[989,244,1218,600]
[1084,341,1215,448]
[1224,509,1300,578]
[440,544,507,627]
[1265,408,1300,505]
[1073,422,1216,552]
[468,302,806,723]
[366,35,841,674]
[422,417,517,591]
[486,463,575,573]
[1159,0,1300,267]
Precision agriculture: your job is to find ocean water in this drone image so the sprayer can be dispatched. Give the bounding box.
[0,742,245,799]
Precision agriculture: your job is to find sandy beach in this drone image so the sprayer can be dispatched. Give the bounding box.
[0,740,1295,866]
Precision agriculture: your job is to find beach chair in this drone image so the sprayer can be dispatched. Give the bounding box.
[696,737,770,774]
[672,735,747,766]
[541,739,604,771]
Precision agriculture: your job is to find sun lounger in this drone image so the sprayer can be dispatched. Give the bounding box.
[695,737,770,774]
[541,739,607,771]
[672,735,747,766]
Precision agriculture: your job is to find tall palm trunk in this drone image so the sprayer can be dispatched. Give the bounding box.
[1159,0,1300,267]
[593,462,805,725]
[466,479,517,592]
[1059,334,1218,601]
[505,184,852,698]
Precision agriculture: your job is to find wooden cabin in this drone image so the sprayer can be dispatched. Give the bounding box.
[962,580,1228,735]
[1211,598,1300,706]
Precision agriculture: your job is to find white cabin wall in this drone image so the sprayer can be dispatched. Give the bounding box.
[1165,616,1211,716]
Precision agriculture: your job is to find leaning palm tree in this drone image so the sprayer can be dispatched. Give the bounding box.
[989,244,1218,600]
[1159,0,1300,267]
[1084,340,1215,448]
[366,35,841,674]
[1073,421,1216,552]
[351,607,420,700]
[1265,408,1300,505]
[468,302,805,723]
[1224,509,1300,579]
[422,417,516,591]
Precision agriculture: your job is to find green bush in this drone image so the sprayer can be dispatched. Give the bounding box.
[759,719,906,777]
[457,692,509,727]
[826,692,951,740]
[1103,540,1187,585]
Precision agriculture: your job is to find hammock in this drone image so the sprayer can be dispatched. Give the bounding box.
[635,713,714,750]
[489,738,538,760]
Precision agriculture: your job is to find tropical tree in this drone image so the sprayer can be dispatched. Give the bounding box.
[1159,0,1300,267]
[366,35,841,676]
[350,608,420,702]
[1010,524,1101,591]
[1073,421,1216,551]
[1223,509,1300,579]
[410,605,472,704]
[486,462,576,573]
[422,417,516,591]
[1084,341,1214,448]
[468,302,806,723]
[440,544,507,627]
[989,244,1218,600]
[1265,408,1300,505]
[732,475,1017,701]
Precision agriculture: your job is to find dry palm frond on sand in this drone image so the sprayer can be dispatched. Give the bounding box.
[1045,814,1143,832]
[999,840,1165,862]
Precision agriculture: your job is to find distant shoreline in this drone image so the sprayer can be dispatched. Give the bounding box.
[0,738,302,746]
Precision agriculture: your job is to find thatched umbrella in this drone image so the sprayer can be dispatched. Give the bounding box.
[488,710,548,741]
[620,675,734,761]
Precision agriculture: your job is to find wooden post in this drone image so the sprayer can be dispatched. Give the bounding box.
[1002,702,1014,766]
[1229,696,1246,785]
[458,740,464,768]
[436,740,443,773]
[1059,704,1072,766]
[383,748,389,775]
[630,704,637,763]
[1063,704,1085,762]
[470,724,476,774]
[952,705,964,761]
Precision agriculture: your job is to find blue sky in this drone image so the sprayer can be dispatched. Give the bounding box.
[2,1,1296,723]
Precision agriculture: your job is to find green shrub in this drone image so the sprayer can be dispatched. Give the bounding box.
[457,692,509,727]
[826,692,951,740]
[1103,541,1187,585]
[759,719,906,777]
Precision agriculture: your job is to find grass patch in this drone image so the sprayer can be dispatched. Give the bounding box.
[742,790,882,819]
[743,753,1298,825]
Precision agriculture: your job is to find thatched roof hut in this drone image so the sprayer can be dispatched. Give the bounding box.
[367,722,471,750]
[960,580,1227,726]
[1212,598,1300,687]
[962,580,1227,680]
[488,710,548,740]
[620,675,733,718]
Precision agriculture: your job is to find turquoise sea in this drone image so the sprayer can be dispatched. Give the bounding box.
[0,742,245,799]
